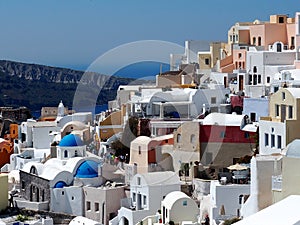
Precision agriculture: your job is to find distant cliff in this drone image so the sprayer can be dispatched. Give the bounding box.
[0,60,136,112]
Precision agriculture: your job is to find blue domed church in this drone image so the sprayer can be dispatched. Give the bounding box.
[57,134,87,160]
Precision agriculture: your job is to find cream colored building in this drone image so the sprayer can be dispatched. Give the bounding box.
[0,174,8,211]
[260,88,300,155]
[272,140,300,203]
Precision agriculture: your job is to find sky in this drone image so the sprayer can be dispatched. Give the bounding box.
[0,0,299,75]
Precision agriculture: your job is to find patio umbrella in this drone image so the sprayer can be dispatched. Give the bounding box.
[227,163,247,171]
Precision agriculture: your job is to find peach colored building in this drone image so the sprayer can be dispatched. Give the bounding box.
[221,13,300,73]
[129,135,174,174]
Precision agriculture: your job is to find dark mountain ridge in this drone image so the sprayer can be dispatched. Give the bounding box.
[0,60,136,112]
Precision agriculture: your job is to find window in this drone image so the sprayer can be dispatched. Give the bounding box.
[137,177,141,185]
[291,37,295,49]
[74,150,78,157]
[277,136,282,149]
[236,34,239,42]
[230,35,233,42]
[271,134,275,148]
[288,106,293,119]
[183,200,187,206]
[279,16,284,23]
[64,150,68,158]
[177,134,181,143]
[258,75,261,84]
[250,112,256,122]
[265,133,269,146]
[95,202,99,212]
[62,191,64,195]
[72,196,74,200]
[275,104,280,117]
[258,36,262,46]
[133,193,136,202]
[253,74,257,85]
[86,201,91,211]
[282,92,286,100]
[253,37,256,45]
[143,195,147,206]
[238,53,242,59]
[277,43,282,52]
[211,97,216,104]
[190,134,196,144]
[220,131,226,138]
[253,66,257,73]
[205,58,210,65]
[21,181,25,190]
[248,74,252,84]
[244,132,249,139]
[138,146,141,155]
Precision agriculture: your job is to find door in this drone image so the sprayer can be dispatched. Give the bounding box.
[239,75,244,91]
[224,77,227,88]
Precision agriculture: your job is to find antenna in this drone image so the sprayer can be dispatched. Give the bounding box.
[160,63,162,75]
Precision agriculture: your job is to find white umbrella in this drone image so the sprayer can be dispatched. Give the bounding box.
[227,163,247,171]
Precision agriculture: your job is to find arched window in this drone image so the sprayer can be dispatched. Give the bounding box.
[64,150,68,158]
[190,134,196,144]
[177,134,181,143]
[253,66,257,73]
[253,37,256,45]
[30,166,37,175]
[277,43,282,52]
[258,36,262,46]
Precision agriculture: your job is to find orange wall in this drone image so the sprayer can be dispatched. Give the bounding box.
[265,24,287,47]
[233,49,247,70]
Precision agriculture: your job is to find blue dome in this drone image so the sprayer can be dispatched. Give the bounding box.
[59,134,84,147]
[75,160,99,178]
[54,181,67,188]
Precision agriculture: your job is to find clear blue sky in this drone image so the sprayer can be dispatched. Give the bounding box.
[0,0,298,72]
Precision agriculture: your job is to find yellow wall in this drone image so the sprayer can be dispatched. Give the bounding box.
[198,53,211,69]
[269,89,299,120]
[0,174,8,211]
[157,75,181,88]
[281,157,300,200]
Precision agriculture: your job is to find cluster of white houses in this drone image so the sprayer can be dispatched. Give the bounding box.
[2,12,300,225]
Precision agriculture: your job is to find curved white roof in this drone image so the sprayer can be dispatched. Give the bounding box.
[61,121,86,132]
[22,161,44,174]
[69,216,101,225]
[131,136,152,145]
[202,113,245,126]
[150,89,194,103]
[162,191,189,209]
[285,139,300,158]
[285,88,300,99]
[138,171,180,186]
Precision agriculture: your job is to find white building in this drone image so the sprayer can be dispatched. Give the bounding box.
[235,195,300,225]
[19,120,59,150]
[208,180,250,225]
[244,45,296,97]
[112,171,181,225]
[243,97,269,122]
[240,155,282,218]
[160,191,199,224]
